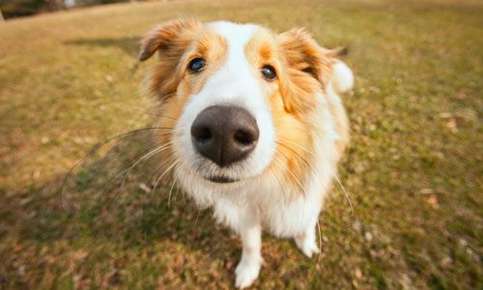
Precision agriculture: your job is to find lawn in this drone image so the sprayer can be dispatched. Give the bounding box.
[0,0,482,289]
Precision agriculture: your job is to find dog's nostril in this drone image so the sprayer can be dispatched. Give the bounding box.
[193,127,212,143]
[234,130,255,146]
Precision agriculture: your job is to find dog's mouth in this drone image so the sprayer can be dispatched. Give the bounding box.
[206,175,239,184]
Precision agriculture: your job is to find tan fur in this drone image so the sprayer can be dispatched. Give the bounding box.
[244,29,315,195]
[277,28,349,161]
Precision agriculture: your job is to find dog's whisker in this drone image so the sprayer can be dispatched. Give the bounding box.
[150,150,185,191]
[276,141,314,170]
[58,126,178,208]
[127,139,175,165]
[96,141,174,194]
[275,149,307,195]
[271,156,298,200]
[150,156,176,188]
[168,177,177,207]
[278,140,352,214]
[152,158,179,192]
[278,140,352,215]
[334,174,354,214]
[117,143,172,187]
[276,138,314,157]
[317,220,322,262]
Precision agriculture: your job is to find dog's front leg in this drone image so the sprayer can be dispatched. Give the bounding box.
[294,219,320,258]
[235,219,262,288]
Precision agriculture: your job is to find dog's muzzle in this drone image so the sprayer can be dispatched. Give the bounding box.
[190,105,259,168]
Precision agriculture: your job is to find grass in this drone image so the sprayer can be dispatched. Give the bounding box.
[0,0,482,289]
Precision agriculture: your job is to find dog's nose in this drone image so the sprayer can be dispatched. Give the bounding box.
[191,105,259,167]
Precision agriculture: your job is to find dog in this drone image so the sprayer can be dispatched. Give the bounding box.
[138,19,353,288]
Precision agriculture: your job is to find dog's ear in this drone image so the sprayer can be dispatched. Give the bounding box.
[278,28,345,113]
[138,19,202,61]
[139,19,202,99]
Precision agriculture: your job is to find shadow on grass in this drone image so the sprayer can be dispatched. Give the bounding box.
[64,36,141,58]
[0,129,238,260]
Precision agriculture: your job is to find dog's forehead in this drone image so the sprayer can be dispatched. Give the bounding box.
[206,21,261,50]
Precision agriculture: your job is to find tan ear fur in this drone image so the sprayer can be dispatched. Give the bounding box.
[138,18,202,61]
[138,19,202,100]
[278,28,339,114]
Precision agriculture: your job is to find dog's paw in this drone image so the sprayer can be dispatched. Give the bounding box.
[295,235,320,258]
[235,259,261,289]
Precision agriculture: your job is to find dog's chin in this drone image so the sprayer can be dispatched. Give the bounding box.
[185,157,266,186]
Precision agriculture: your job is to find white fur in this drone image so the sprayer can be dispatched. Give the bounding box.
[331,61,354,94]
[168,21,351,288]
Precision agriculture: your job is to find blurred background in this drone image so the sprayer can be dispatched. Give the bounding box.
[0,0,481,289]
[0,0,138,20]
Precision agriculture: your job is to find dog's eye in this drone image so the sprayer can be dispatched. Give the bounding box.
[188,58,206,73]
[261,65,277,81]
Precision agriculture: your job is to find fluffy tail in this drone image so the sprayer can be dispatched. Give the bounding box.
[331,61,354,94]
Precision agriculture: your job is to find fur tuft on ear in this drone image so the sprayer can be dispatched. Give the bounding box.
[138,18,202,61]
[138,19,202,100]
[323,46,349,58]
[278,28,328,81]
[278,28,353,114]
[278,28,331,114]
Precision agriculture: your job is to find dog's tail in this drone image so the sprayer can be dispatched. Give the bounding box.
[331,61,354,94]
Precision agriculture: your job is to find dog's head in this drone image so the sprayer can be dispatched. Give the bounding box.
[139,19,349,193]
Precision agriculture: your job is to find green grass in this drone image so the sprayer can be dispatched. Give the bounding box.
[0,0,482,289]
